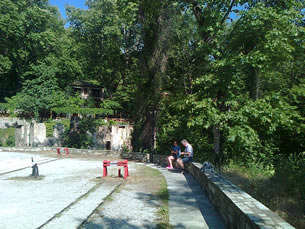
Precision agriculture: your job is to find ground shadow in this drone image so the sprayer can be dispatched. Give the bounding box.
[80,216,155,229]
[183,173,225,229]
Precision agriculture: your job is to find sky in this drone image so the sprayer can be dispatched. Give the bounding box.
[49,0,241,23]
[49,0,87,19]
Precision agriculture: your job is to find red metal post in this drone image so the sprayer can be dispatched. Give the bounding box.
[103,160,110,177]
[124,160,128,177]
[118,168,121,177]
[64,148,69,155]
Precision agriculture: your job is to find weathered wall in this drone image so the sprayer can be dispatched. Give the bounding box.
[0,146,122,158]
[185,162,294,229]
[0,118,18,128]
[15,121,47,147]
[1,117,133,152]
[95,125,133,151]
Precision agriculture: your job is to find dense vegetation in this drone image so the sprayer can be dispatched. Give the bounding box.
[0,1,304,226]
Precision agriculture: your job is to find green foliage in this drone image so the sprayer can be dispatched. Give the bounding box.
[274,153,305,198]
[64,117,98,149]
[51,107,113,116]
[4,63,66,119]
[1,3,304,223]
[45,119,70,138]
[6,135,15,146]
[0,128,15,147]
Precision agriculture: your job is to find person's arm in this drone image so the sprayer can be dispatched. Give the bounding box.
[171,148,177,155]
[181,152,191,155]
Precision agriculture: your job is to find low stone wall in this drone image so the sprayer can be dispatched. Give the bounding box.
[121,153,168,164]
[0,148,168,161]
[185,162,294,229]
[0,147,121,157]
[121,152,150,162]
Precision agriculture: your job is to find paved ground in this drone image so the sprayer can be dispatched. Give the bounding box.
[149,164,225,229]
[0,152,123,229]
[0,151,225,229]
[82,164,161,229]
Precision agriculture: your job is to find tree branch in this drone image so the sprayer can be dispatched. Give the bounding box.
[220,0,236,24]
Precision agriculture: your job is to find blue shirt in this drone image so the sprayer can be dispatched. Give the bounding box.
[172,146,181,156]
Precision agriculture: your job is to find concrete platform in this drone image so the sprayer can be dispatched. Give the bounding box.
[149,164,225,229]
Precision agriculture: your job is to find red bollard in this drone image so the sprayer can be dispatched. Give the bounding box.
[57,148,61,155]
[124,160,129,179]
[64,148,69,155]
[118,160,129,179]
[103,160,110,177]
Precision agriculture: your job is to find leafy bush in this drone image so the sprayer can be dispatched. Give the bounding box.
[45,119,71,138]
[0,128,15,147]
[6,135,15,146]
[64,117,97,149]
[274,153,305,198]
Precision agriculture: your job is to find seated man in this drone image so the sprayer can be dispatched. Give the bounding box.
[166,141,181,169]
[177,139,193,174]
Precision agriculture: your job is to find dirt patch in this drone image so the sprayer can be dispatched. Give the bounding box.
[7,175,45,181]
[82,163,170,229]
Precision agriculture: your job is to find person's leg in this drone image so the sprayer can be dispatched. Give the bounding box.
[177,158,184,170]
[180,157,192,173]
[167,156,174,168]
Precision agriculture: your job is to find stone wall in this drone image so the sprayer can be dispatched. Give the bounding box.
[0,118,133,151]
[185,162,294,229]
[0,118,18,128]
[0,147,121,157]
[121,152,150,162]
[15,121,47,147]
[95,125,133,151]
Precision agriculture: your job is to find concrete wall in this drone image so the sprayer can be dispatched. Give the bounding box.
[185,162,294,229]
[0,146,122,158]
[0,117,133,151]
[0,118,18,128]
[95,125,133,151]
[15,121,47,147]
[1,117,132,152]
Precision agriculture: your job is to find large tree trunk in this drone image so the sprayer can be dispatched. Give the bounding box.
[133,2,173,154]
[213,125,221,168]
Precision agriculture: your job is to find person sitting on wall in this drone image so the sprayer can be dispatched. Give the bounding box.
[166,141,181,169]
[177,139,193,174]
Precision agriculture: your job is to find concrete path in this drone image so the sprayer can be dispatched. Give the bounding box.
[149,164,225,229]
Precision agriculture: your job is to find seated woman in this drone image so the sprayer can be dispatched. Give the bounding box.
[166,141,181,169]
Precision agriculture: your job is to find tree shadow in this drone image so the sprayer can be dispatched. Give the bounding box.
[80,216,155,229]
[183,173,226,229]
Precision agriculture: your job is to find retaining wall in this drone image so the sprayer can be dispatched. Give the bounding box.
[185,162,294,229]
[121,153,168,164]
[0,147,121,157]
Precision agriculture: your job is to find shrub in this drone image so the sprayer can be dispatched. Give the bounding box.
[274,153,305,198]
[6,135,15,146]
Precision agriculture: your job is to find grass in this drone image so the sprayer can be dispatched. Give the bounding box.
[221,163,305,229]
[156,178,172,229]
[84,164,171,228]
[128,165,171,228]
[45,119,70,138]
[0,128,15,146]
[8,175,45,181]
